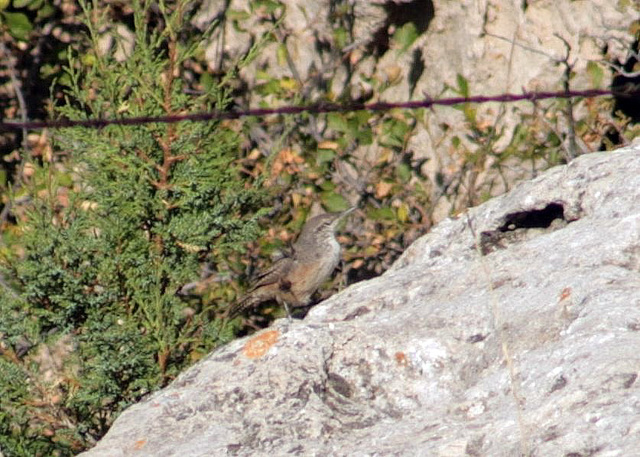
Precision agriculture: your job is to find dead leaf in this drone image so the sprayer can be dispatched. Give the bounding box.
[375,181,394,199]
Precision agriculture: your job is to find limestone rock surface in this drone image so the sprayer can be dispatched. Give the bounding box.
[193,0,637,221]
[81,146,640,456]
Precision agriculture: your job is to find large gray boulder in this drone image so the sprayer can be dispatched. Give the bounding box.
[81,146,640,456]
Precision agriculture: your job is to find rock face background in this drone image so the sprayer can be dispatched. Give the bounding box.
[194,0,637,220]
[81,146,640,456]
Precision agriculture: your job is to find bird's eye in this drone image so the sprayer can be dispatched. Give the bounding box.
[316,220,331,231]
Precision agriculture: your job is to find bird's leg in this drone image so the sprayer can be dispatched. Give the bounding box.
[338,257,347,291]
[277,278,295,322]
[283,300,293,322]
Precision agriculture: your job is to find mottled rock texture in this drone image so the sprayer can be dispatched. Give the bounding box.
[81,147,640,456]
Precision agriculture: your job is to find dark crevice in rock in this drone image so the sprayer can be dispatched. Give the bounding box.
[623,373,637,389]
[466,333,487,344]
[343,306,371,321]
[327,373,354,398]
[479,203,570,255]
[367,0,435,57]
[498,203,565,232]
[549,374,568,393]
[408,48,425,97]
[610,39,640,123]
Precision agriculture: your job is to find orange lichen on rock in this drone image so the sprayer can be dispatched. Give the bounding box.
[243,330,280,359]
[559,287,571,301]
[394,351,408,367]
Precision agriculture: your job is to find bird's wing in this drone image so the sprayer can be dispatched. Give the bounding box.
[226,256,295,319]
[248,255,294,291]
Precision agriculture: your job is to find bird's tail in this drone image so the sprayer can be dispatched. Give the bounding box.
[225,292,266,320]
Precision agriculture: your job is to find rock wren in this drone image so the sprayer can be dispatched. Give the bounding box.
[227,207,355,319]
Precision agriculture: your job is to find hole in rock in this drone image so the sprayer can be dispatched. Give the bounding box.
[368,0,435,57]
[479,203,569,255]
[498,202,565,232]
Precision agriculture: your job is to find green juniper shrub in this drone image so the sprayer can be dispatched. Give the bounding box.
[0,0,268,455]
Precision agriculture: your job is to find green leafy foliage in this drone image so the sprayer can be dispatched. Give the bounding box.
[0,0,268,455]
[586,61,605,88]
[0,0,55,40]
[392,22,419,55]
[1,11,32,40]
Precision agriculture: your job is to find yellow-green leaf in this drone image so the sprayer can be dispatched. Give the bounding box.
[2,11,33,40]
[393,22,418,55]
[587,61,604,88]
[397,203,410,222]
[456,73,469,97]
[321,192,349,212]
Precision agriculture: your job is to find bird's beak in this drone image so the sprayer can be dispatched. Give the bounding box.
[341,206,356,217]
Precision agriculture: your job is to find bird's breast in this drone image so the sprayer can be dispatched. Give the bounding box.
[290,238,341,303]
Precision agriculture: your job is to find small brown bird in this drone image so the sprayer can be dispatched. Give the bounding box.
[227,207,354,319]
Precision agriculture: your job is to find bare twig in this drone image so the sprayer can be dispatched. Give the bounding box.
[273,26,322,142]
[0,41,30,226]
[0,42,29,299]
[554,34,580,161]
[485,31,563,62]
[600,60,640,79]
[466,213,531,457]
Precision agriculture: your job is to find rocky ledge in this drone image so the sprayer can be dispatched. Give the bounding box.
[81,146,640,456]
